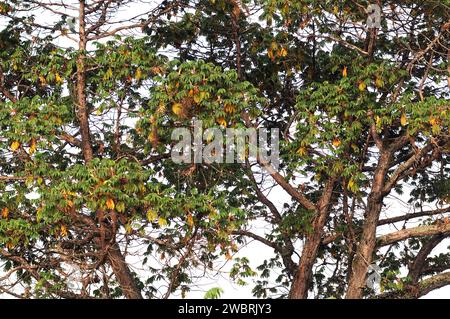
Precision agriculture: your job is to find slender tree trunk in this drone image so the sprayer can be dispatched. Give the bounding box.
[346,150,391,298]
[77,0,93,162]
[76,0,142,299]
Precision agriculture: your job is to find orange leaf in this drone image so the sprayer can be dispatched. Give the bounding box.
[332,138,341,147]
[106,198,115,210]
[29,138,37,155]
[187,213,194,227]
[1,208,9,219]
[216,117,227,127]
[225,250,232,261]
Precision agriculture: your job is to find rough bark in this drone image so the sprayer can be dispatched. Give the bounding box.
[77,0,94,162]
[378,224,450,247]
[289,178,335,299]
[408,234,444,283]
[107,243,143,299]
[346,150,391,299]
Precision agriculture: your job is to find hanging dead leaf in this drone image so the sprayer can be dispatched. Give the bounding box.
[1,208,9,219]
[106,198,115,210]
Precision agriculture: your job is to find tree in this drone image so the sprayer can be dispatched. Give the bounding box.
[0,0,449,299]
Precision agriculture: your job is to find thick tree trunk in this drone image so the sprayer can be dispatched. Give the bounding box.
[289,232,322,299]
[346,151,391,298]
[289,179,335,299]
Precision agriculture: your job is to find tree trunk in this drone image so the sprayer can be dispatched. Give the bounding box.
[76,1,142,299]
[346,150,391,298]
[77,0,93,162]
[289,233,322,299]
[289,179,335,299]
[107,243,143,299]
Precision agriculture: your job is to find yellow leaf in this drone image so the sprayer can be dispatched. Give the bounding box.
[332,138,341,147]
[358,82,366,91]
[297,146,307,156]
[156,102,166,115]
[224,104,236,114]
[347,179,359,192]
[55,73,62,83]
[6,242,14,250]
[39,75,47,85]
[267,49,274,60]
[1,208,9,219]
[333,6,339,14]
[104,68,113,80]
[205,130,215,143]
[146,209,157,221]
[432,124,441,135]
[135,68,142,81]
[278,47,288,57]
[172,103,183,116]
[66,200,74,208]
[342,66,348,77]
[116,201,125,213]
[11,141,20,151]
[187,213,194,227]
[400,113,407,126]
[194,94,202,104]
[376,116,382,127]
[60,225,68,237]
[106,198,115,210]
[158,217,168,227]
[429,117,438,126]
[375,77,384,88]
[347,179,354,190]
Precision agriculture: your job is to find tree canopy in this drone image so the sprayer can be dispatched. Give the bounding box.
[0,0,449,299]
